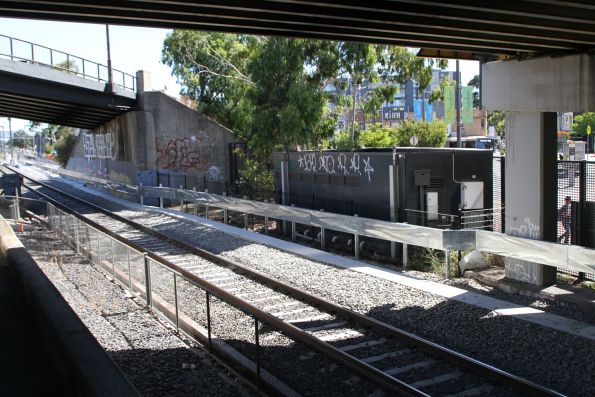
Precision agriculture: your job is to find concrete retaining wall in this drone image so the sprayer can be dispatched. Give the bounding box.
[67,91,235,193]
[0,218,138,397]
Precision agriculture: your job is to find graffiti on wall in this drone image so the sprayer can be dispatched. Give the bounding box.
[297,152,375,182]
[83,133,116,163]
[508,217,540,240]
[155,134,223,181]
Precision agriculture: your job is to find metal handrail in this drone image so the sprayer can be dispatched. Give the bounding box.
[0,33,136,92]
[42,200,427,396]
[12,162,595,277]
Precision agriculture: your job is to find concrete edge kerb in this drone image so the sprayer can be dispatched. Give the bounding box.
[0,217,139,397]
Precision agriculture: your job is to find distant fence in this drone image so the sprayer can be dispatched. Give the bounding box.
[0,33,136,92]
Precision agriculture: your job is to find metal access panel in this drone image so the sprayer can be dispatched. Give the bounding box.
[461,181,484,209]
[426,191,438,220]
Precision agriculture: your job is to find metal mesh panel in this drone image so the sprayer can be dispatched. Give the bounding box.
[557,161,581,244]
[492,157,504,233]
[557,160,595,281]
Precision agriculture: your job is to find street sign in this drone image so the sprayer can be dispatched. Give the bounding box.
[410,135,419,146]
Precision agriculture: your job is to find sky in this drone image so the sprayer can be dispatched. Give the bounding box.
[0,17,479,134]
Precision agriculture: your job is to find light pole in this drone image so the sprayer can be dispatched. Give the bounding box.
[8,117,14,164]
[0,125,4,160]
[455,60,462,148]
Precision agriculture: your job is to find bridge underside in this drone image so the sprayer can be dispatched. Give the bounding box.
[0,57,137,130]
[0,73,135,129]
[1,1,594,59]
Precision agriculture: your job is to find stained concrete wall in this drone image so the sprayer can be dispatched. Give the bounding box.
[67,91,235,193]
[482,54,595,112]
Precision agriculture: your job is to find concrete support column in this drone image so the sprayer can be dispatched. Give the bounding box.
[136,70,151,93]
[504,111,557,286]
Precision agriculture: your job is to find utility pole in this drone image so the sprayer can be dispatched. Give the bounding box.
[106,24,114,93]
[8,117,13,164]
[455,60,462,148]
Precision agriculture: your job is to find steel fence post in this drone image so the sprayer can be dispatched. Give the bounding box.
[159,183,163,208]
[255,318,261,389]
[206,291,212,351]
[173,273,179,332]
[144,253,152,308]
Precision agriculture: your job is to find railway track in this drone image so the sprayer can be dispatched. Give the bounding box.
[12,165,565,397]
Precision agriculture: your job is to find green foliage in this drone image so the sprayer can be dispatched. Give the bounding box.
[393,120,447,147]
[246,37,334,161]
[54,131,77,168]
[54,59,80,74]
[359,124,394,148]
[572,112,595,137]
[162,30,255,132]
[162,32,447,164]
[235,157,274,200]
[329,131,357,151]
[8,130,31,148]
[333,120,447,149]
[467,74,480,108]
[488,111,506,137]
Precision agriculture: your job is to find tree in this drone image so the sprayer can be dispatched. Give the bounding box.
[8,130,32,148]
[467,75,480,108]
[572,112,595,138]
[488,111,506,137]
[162,30,256,132]
[246,37,334,160]
[54,131,77,167]
[55,59,80,75]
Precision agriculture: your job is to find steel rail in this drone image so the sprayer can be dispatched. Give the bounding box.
[15,167,566,397]
[18,171,426,396]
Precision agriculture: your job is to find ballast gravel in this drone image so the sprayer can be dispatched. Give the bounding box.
[19,227,254,397]
[126,209,594,397]
[21,174,595,397]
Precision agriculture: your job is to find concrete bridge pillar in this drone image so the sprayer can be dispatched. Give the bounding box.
[503,111,557,286]
[483,54,595,287]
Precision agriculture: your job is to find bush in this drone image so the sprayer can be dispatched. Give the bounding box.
[359,123,395,148]
[236,158,274,201]
[395,120,447,147]
[54,132,77,167]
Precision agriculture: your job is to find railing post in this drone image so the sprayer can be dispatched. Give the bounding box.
[127,249,132,293]
[402,243,408,269]
[445,250,451,279]
[255,318,261,389]
[179,184,184,209]
[206,291,212,351]
[173,273,179,332]
[111,238,116,281]
[144,253,152,308]
[159,183,164,208]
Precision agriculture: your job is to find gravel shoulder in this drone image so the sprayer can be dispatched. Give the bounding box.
[19,226,255,397]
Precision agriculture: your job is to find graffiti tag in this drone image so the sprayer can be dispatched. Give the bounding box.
[297,152,375,182]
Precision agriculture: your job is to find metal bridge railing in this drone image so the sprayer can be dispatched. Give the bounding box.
[0,34,136,92]
[16,161,595,279]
